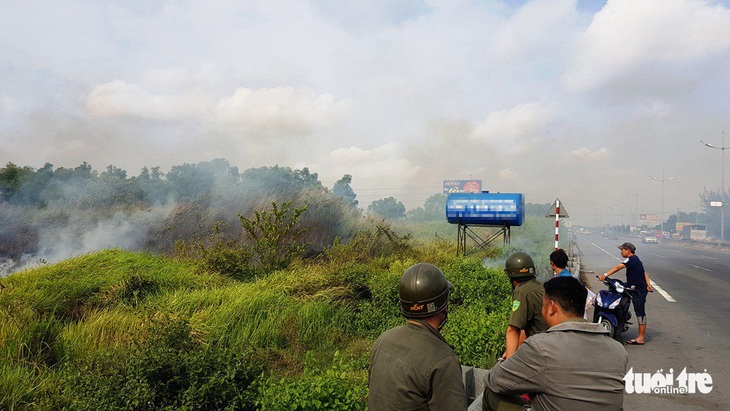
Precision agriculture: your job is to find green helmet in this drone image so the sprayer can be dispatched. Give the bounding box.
[505,252,536,279]
[399,263,452,318]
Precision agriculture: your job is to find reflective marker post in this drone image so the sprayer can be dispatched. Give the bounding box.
[554,199,560,251]
[547,199,568,250]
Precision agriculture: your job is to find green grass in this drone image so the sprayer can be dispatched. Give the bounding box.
[0,241,515,409]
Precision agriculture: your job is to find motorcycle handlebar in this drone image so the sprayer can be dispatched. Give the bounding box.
[595,276,641,292]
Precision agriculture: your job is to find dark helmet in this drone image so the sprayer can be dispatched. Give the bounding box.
[399,263,452,318]
[505,252,536,279]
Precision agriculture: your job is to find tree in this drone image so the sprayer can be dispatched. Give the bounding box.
[136,166,170,204]
[368,197,406,220]
[332,174,358,208]
[0,162,33,201]
[73,161,96,179]
[14,163,54,206]
[423,194,446,219]
[407,194,446,222]
[238,201,308,273]
[241,165,323,196]
[166,161,218,201]
[100,165,128,180]
[700,188,729,238]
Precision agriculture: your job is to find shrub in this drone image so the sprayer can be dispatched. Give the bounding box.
[347,263,402,340]
[445,258,512,312]
[239,201,308,274]
[256,352,367,411]
[441,257,512,368]
[69,315,263,411]
[442,305,508,368]
[320,223,414,267]
[173,221,258,281]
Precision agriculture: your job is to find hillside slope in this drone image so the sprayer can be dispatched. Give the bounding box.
[0,247,511,410]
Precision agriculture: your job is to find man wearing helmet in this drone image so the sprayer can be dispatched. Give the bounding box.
[503,252,548,359]
[368,263,467,410]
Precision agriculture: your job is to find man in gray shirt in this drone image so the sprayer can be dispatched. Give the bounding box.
[482,276,628,411]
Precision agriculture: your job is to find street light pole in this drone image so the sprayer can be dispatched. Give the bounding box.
[701,132,726,243]
[628,188,644,234]
[617,200,629,235]
[650,171,674,241]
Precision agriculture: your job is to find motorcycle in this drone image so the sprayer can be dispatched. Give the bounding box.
[593,277,634,341]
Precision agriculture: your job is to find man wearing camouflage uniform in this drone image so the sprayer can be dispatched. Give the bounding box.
[368,263,467,410]
[502,252,548,359]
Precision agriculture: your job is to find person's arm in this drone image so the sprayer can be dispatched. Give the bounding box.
[428,356,467,411]
[519,329,527,345]
[487,338,546,395]
[644,271,653,292]
[598,263,626,281]
[503,325,521,359]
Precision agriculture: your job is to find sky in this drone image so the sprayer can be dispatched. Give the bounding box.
[2,0,730,227]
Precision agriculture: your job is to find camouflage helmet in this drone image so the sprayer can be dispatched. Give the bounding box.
[504,252,536,279]
[399,263,452,318]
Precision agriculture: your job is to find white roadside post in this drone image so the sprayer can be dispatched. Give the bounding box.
[546,199,568,250]
[554,199,560,251]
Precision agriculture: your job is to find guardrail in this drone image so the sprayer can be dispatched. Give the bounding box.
[664,237,730,251]
[567,236,583,278]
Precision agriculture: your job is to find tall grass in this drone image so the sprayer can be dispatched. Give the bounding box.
[0,238,516,409]
[62,308,146,356]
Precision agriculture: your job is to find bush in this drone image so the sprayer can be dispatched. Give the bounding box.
[347,263,402,340]
[443,305,508,368]
[69,315,263,411]
[256,352,367,411]
[445,258,512,312]
[172,221,258,281]
[239,201,308,274]
[320,223,414,267]
[441,257,512,368]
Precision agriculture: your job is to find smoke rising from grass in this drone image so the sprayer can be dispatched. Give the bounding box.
[0,159,363,276]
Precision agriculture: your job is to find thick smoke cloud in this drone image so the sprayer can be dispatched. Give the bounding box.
[1,0,730,225]
[0,160,360,276]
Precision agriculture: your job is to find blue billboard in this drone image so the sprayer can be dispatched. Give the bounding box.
[446,193,524,226]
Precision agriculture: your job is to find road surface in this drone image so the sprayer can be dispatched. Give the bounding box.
[577,234,729,410]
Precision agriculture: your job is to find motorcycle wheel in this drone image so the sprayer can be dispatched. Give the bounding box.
[599,317,615,338]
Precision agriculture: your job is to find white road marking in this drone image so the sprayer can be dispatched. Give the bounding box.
[587,240,621,261]
[586,240,677,303]
[650,253,665,258]
[650,280,676,302]
[689,264,712,272]
[699,255,719,260]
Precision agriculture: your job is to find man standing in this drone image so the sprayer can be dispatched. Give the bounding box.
[502,252,548,359]
[368,263,467,410]
[598,242,653,345]
[549,248,572,278]
[483,277,628,411]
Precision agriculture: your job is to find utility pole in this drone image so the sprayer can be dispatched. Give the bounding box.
[617,199,629,235]
[701,132,726,243]
[650,171,674,241]
[628,188,644,234]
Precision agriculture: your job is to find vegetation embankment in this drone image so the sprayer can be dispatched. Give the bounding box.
[0,160,560,409]
[1,225,514,410]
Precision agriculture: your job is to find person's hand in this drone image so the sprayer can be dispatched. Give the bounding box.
[598,274,607,282]
[647,283,654,292]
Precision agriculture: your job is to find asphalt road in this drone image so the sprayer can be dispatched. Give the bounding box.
[577,234,729,410]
